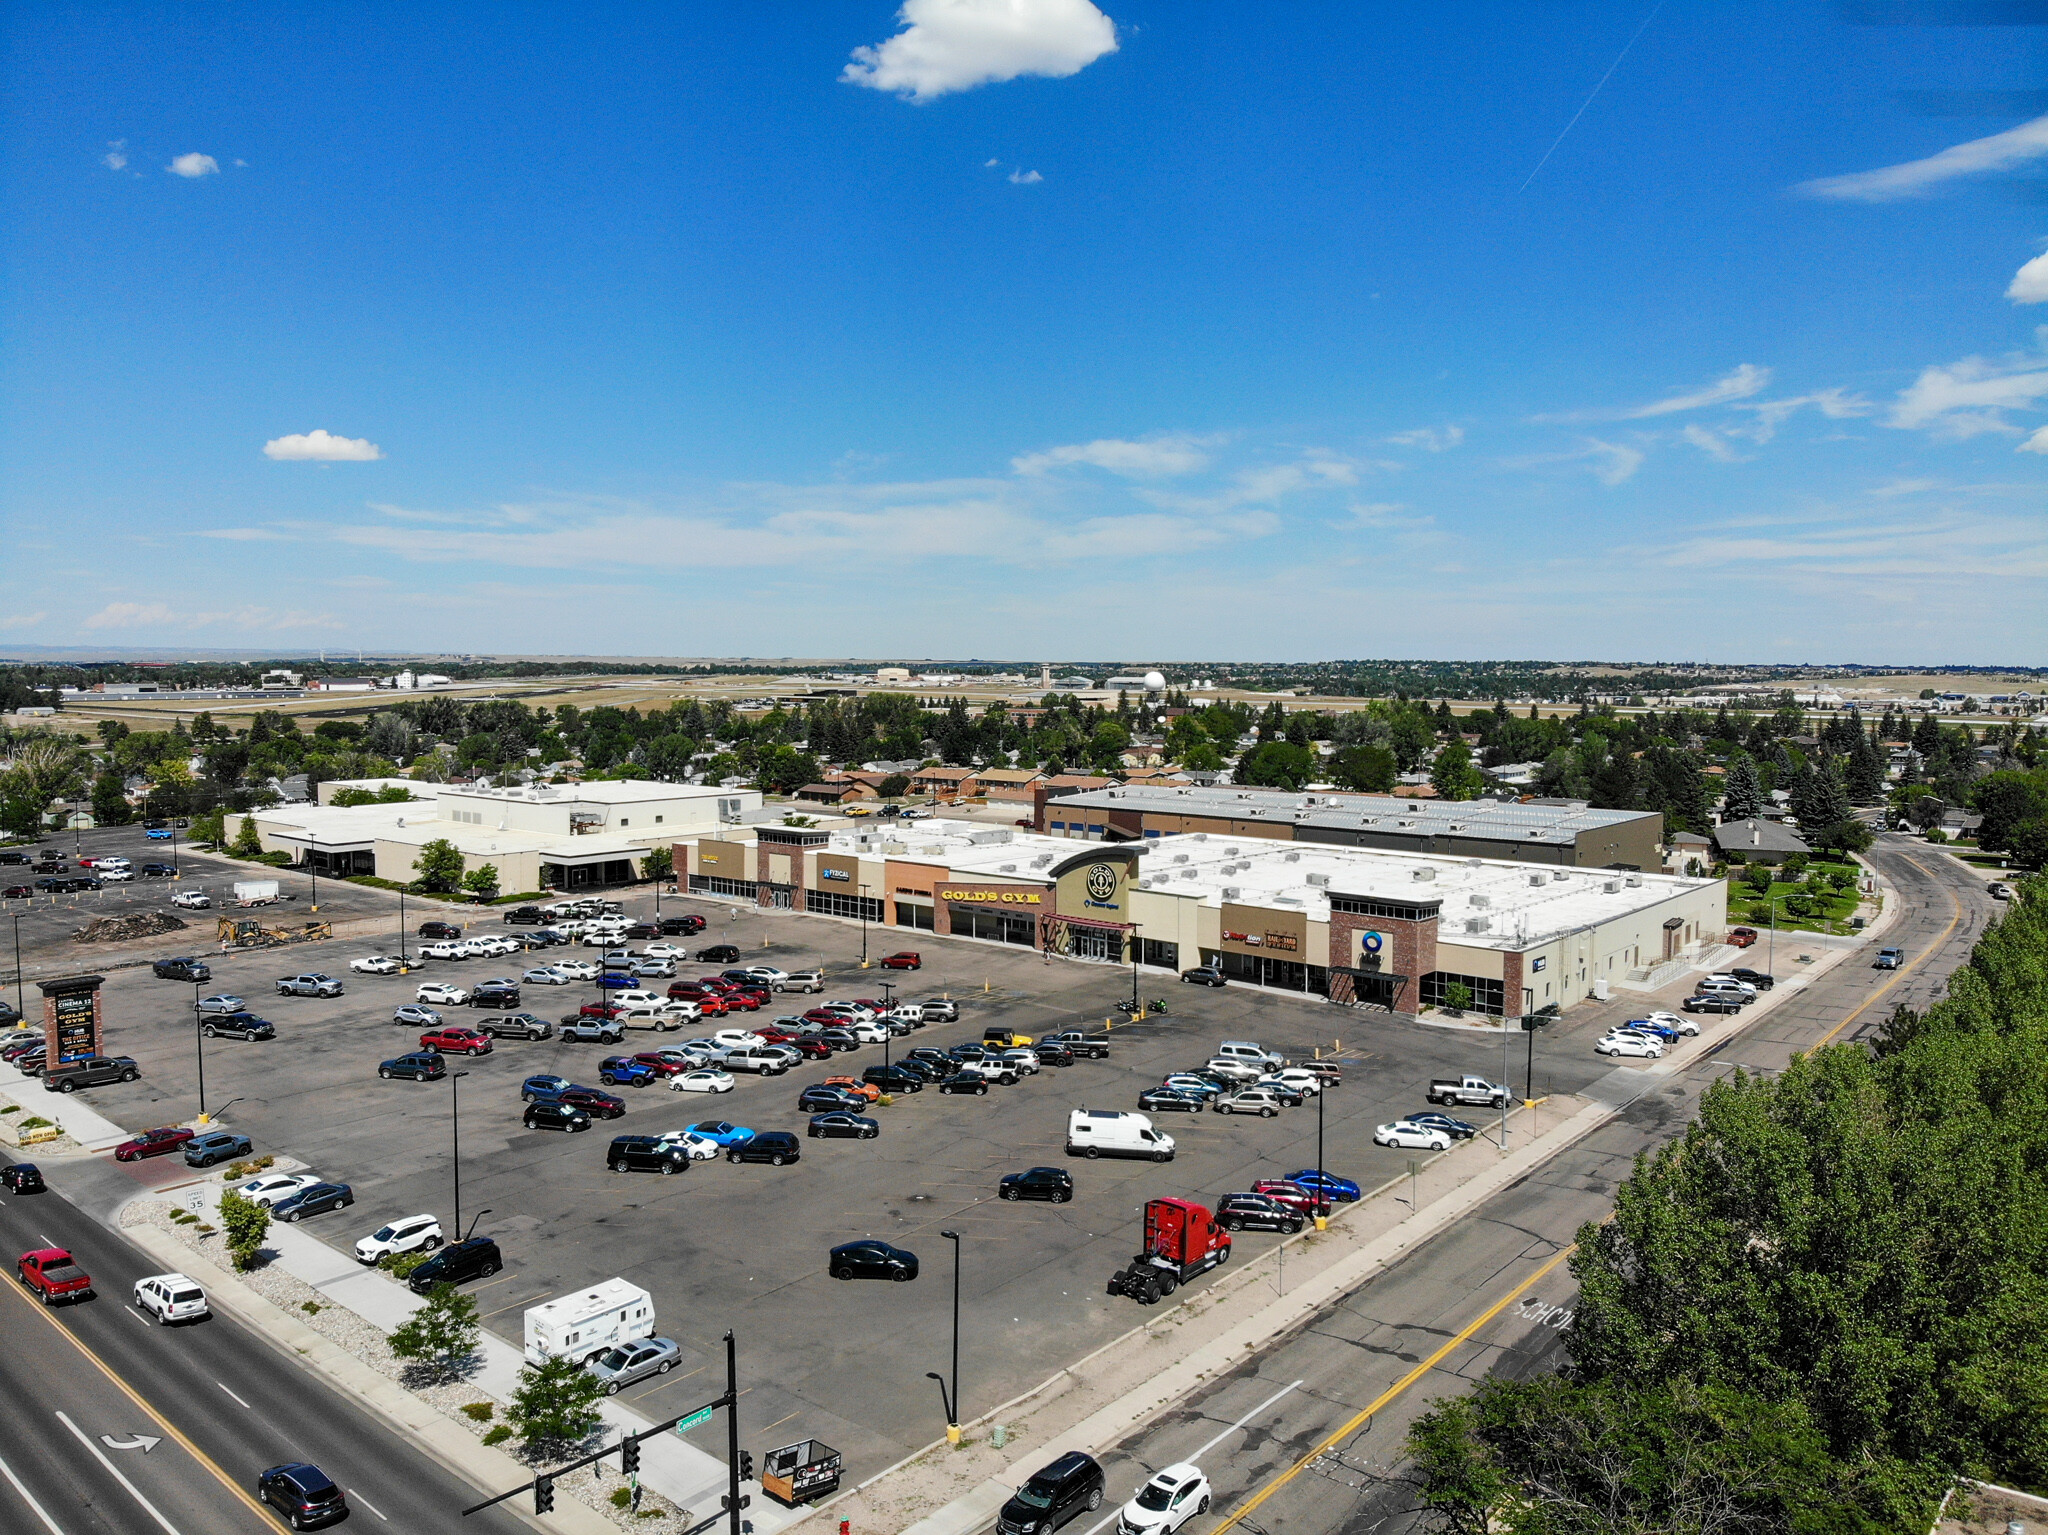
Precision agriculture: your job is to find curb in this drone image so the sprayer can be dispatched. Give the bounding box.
[123,1222,612,1535]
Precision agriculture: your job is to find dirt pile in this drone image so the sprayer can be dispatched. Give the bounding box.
[71,912,189,944]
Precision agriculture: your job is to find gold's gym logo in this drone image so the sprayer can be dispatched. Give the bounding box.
[1085,863,1118,903]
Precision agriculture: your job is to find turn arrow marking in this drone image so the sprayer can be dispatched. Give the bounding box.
[101,1434,163,1453]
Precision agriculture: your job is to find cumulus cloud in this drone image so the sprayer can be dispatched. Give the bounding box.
[1383,425,1464,452]
[167,152,219,178]
[2009,250,2048,304]
[1008,168,1043,184]
[1797,113,2048,202]
[1012,435,1212,477]
[842,0,1117,102]
[263,429,383,462]
[1885,355,2048,439]
[1534,364,1771,423]
[102,140,127,171]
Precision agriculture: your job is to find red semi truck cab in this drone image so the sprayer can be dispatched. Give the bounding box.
[19,1247,94,1305]
[1107,1198,1231,1303]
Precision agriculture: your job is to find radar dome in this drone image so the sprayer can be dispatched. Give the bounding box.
[1143,670,1167,691]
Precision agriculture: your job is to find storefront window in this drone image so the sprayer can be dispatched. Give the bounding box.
[805,889,883,922]
[1419,972,1506,1015]
[895,901,936,931]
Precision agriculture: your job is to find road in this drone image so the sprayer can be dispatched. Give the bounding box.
[0,1157,536,1535]
[1067,836,1993,1535]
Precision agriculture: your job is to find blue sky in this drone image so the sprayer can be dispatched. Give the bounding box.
[4,1,2045,664]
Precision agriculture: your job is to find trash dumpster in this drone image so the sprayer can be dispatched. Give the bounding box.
[761,1440,841,1508]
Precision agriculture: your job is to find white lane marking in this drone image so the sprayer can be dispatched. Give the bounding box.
[55,1412,182,1535]
[0,1447,69,1535]
[1076,1379,1306,1535]
[349,1488,389,1521]
[214,1382,251,1410]
[123,1305,152,1326]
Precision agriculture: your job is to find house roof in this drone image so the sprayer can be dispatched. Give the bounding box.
[1710,818,1811,855]
[913,766,977,781]
[975,769,1047,785]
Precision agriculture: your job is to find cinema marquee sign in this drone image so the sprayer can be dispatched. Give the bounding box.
[939,886,1045,906]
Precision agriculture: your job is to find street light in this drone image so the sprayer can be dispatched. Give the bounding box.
[1128,922,1142,1016]
[448,1069,471,1238]
[859,884,872,968]
[10,913,23,1026]
[1313,1076,1327,1231]
[193,982,208,1122]
[939,1229,962,1443]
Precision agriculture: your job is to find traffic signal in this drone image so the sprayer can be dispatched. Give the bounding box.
[534,1475,555,1515]
[621,1437,641,1476]
[738,1451,755,1482]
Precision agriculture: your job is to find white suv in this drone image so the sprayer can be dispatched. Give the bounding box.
[133,1272,209,1325]
[354,1214,443,1265]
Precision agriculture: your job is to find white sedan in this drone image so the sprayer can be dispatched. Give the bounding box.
[416,982,469,1006]
[1596,1032,1664,1058]
[1642,1010,1699,1035]
[523,967,573,986]
[1374,1120,1452,1151]
[554,959,599,981]
[237,1172,322,1208]
[351,955,403,976]
[654,1130,723,1160]
[669,1069,735,1094]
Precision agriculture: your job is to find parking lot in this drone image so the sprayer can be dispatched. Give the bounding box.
[36,860,1695,1482]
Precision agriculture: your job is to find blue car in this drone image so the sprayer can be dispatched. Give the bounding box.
[521,1074,573,1101]
[1286,1168,1362,1202]
[594,972,639,990]
[682,1119,755,1148]
[145,828,172,840]
[598,1055,657,1087]
[1620,1019,1681,1044]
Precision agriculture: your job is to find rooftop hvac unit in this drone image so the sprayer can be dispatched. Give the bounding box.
[1603,879,1622,893]
[1000,863,1017,873]
[1306,872,1331,887]
[1222,886,1241,899]
[1284,851,1301,862]
[1137,878,1152,889]
[1527,873,1546,886]
[1275,893,1303,905]
[1226,847,1241,855]
[1551,870,1570,882]
[1465,916,1492,933]
[1626,874,1643,887]
[1031,854,1053,868]
[1173,853,1189,863]
[1413,867,1437,881]
[1470,894,1491,908]
[1466,858,1482,867]
[1398,819,1415,828]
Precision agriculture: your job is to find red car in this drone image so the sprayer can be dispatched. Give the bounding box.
[801,1008,843,1027]
[781,1035,834,1060]
[580,1001,628,1020]
[754,1026,799,1043]
[667,984,727,1015]
[1251,1178,1331,1217]
[114,1125,197,1163]
[420,1027,493,1056]
[629,1052,687,1078]
[879,952,922,970]
[1727,928,1758,948]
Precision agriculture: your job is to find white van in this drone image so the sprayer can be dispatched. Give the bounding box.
[1216,1040,1285,1070]
[1065,1108,1175,1163]
[523,1278,654,1365]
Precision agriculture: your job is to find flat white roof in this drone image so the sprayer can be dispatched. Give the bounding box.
[441,781,740,807]
[253,802,651,860]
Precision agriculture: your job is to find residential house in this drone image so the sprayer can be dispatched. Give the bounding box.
[794,780,878,805]
[975,768,1047,803]
[910,766,979,800]
[1710,818,1811,865]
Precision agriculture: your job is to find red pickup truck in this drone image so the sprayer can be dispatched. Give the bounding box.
[19,1247,94,1306]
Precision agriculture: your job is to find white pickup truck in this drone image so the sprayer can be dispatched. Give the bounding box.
[1426,1074,1510,1109]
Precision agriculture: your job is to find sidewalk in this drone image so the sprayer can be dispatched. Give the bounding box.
[175,1181,797,1533]
[0,1070,133,1152]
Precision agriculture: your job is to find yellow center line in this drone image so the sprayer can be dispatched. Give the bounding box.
[1810,854,1960,1049]
[1207,1242,1578,1535]
[0,1274,275,1527]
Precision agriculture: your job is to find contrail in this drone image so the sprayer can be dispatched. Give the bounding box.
[1520,2,1665,191]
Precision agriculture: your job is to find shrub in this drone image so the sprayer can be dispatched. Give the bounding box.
[481,1424,512,1446]
[19,1116,51,1131]
[217,1188,270,1271]
[379,1250,434,1280]
[610,1489,633,1509]
[461,1401,494,1422]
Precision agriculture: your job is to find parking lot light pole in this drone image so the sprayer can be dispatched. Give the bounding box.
[1314,1083,1327,1231]
[941,1229,961,1444]
[11,913,23,1022]
[859,885,871,968]
[1129,924,1141,1016]
[193,983,207,1123]
[449,1069,471,1238]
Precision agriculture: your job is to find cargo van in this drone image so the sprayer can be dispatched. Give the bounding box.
[523,1278,654,1365]
[1065,1108,1175,1163]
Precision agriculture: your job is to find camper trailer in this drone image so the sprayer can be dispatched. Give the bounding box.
[523,1278,654,1365]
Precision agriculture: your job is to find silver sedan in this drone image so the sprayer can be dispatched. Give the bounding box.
[584,1335,681,1395]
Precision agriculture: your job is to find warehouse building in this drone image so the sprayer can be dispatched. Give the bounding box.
[675,819,1724,1018]
[1034,783,1664,870]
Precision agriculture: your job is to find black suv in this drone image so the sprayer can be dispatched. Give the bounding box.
[862,1064,925,1094]
[998,1451,1106,1535]
[504,906,546,925]
[727,1130,800,1166]
[468,981,521,1010]
[608,1135,689,1175]
[418,920,463,940]
[1727,968,1775,989]
[44,1056,140,1092]
[407,1235,503,1292]
[480,1012,552,1041]
[660,915,706,935]
[697,944,741,964]
[152,957,211,982]
[1215,1193,1304,1233]
[999,1166,1074,1203]
[199,1011,276,1042]
[524,1101,593,1132]
[379,1052,448,1081]
[257,1463,348,1529]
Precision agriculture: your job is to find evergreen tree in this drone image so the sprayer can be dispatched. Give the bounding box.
[1721,753,1765,821]
[1807,755,1852,829]
[90,769,132,826]
[1845,729,1887,802]
[1589,751,1639,811]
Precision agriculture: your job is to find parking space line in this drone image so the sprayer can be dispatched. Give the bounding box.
[0,1448,67,1535]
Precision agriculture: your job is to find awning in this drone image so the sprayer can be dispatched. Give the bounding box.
[1043,913,1132,934]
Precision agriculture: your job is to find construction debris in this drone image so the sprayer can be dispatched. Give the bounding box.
[71,913,189,944]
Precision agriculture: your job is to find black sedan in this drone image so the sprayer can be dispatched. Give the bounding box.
[807,1111,879,1140]
[999,1166,1074,1203]
[829,1240,918,1281]
[1138,1087,1208,1115]
[272,1181,354,1222]
[1683,993,1744,1014]
[1407,1111,1479,1141]
[936,1073,990,1096]
[379,1052,448,1082]
[797,1086,868,1115]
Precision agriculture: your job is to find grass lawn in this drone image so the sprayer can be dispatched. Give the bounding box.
[1726,859,1866,936]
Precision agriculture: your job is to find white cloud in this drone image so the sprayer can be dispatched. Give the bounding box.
[1008,168,1043,184]
[0,611,48,630]
[263,429,384,462]
[1534,364,1771,423]
[102,140,127,171]
[1797,113,2048,202]
[2008,250,2048,304]
[1727,388,1871,444]
[1885,355,2048,439]
[1584,438,1645,485]
[197,527,294,541]
[167,152,219,178]
[1383,425,1463,452]
[1681,423,1744,463]
[1012,435,1211,477]
[985,157,1002,167]
[2018,425,2048,454]
[842,0,1117,103]
[81,601,341,632]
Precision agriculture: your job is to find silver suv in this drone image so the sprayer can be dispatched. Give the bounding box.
[276,974,344,998]
[775,971,825,994]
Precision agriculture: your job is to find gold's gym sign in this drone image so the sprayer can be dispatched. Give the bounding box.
[940,889,1043,905]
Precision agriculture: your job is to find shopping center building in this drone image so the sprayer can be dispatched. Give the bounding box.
[677,819,1724,1017]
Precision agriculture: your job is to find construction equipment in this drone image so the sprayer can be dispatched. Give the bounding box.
[216,916,334,950]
